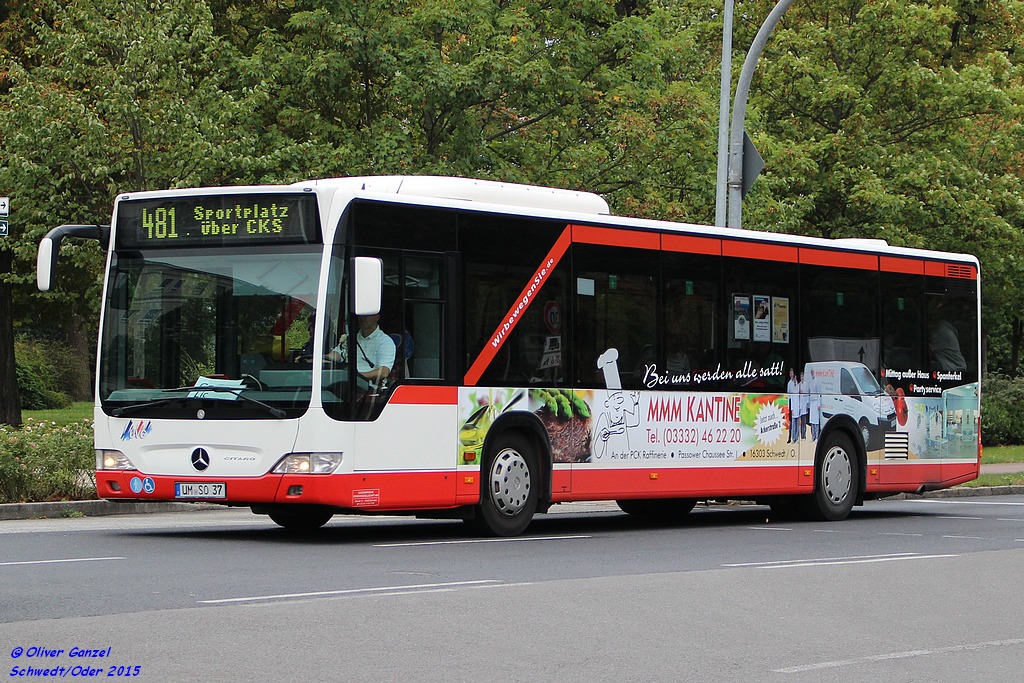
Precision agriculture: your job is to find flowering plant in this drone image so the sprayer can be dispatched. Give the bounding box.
[0,418,95,503]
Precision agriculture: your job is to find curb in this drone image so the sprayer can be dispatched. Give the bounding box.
[891,484,1024,499]
[0,500,220,521]
[2,485,1023,521]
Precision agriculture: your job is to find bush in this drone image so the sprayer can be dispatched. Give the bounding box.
[0,418,95,503]
[15,337,74,410]
[981,374,1024,446]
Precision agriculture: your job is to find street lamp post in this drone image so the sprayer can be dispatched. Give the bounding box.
[717,0,796,230]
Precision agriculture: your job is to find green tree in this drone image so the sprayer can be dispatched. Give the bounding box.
[0,0,282,417]
[740,0,1024,369]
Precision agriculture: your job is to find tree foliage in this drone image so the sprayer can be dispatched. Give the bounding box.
[0,0,1022,418]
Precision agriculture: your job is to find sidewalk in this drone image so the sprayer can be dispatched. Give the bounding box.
[980,462,1024,475]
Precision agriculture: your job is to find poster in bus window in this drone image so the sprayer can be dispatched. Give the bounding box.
[732,294,750,341]
[753,295,770,342]
[772,297,789,343]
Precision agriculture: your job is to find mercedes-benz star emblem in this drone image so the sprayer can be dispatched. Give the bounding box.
[191,448,211,471]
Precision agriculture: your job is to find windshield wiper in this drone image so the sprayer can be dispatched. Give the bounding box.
[111,385,287,419]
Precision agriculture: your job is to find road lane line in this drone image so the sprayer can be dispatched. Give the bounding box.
[759,554,957,569]
[723,553,918,568]
[906,499,1024,506]
[374,534,591,548]
[774,638,1024,673]
[197,579,500,604]
[941,535,989,540]
[0,556,125,567]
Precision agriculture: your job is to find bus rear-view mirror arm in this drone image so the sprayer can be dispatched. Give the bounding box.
[37,224,110,292]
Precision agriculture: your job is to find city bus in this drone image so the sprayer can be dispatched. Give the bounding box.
[37,176,981,535]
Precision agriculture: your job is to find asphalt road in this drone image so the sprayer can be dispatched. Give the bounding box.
[2,498,1023,681]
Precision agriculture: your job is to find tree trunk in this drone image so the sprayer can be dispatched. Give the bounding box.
[0,247,23,426]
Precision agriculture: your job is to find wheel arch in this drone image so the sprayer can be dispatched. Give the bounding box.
[482,411,553,512]
[817,416,867,506]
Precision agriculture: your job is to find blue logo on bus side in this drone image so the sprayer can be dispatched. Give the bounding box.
[120,420,153,441]
[129,477,143,494]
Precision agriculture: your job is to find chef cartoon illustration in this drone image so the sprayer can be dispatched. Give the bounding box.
[592,349,640,460]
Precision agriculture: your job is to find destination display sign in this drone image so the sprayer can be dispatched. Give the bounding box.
[116,193,321,248]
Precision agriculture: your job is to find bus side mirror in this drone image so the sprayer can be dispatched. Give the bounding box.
[36,224,110,291]
[37,238,56,292]
[351,256,383,316]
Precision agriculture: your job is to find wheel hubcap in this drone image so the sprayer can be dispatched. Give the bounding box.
[489,449,530,516]
[822,445,852,504]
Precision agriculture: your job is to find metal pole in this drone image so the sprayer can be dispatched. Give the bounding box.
[727,0,795,229]
[714,0,734,227]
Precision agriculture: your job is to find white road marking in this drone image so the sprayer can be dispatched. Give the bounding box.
[724,552,958,570]
[907,498,1024,506]
[0,556,125,567]
[941,535,988,540]
[759,554,957,569]
[723,553,918,568]
[198,579,502,604]
[774,638,1024,673]
[374,534,591,547]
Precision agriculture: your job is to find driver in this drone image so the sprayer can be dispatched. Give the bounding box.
[325,314,395,388]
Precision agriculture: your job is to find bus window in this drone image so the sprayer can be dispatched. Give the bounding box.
[573,244,657,389]
[802,264,880,374]
[462,215,571,386]
[722,256,797,391]
[663,252,720,387]
[926,275,977,379]
[881,272,926,371]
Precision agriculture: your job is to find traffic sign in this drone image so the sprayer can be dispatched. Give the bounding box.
[0,220,8,237]
[0,197,8,216]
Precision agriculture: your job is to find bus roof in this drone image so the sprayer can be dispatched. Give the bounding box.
[295,175,611,215]
[116,175,978,269]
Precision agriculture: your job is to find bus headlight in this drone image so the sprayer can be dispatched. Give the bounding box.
[272,452,343,475]
[97,449,136,471]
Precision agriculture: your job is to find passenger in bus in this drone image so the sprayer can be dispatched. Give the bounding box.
[324,314,396,391]
[928,317,966,372]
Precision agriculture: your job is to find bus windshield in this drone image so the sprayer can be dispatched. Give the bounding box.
[98,246,322,418]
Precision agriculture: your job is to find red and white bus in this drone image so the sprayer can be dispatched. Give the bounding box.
[38,176,981,535]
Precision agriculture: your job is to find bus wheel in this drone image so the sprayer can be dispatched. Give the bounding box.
[475,434,538,537]
[267,508,333,531]
[803,432,858,521]
[616,498,697,518]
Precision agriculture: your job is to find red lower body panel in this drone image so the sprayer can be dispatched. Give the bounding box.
[96,460,979,513]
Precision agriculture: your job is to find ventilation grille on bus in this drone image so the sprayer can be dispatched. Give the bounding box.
[946,264,974,279]
[884,432,910,459]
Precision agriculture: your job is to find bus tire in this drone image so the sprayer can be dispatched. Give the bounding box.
[803,432,858,521]
[474,433,538,537]
[267,508,334,531]
[616,498,697,519]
